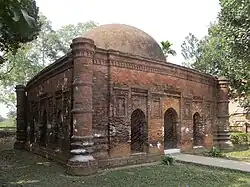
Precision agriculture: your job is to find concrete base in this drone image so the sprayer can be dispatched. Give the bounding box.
[193,146,204,149]
[218,141,234,150]
[66,159,98,176]
[98,153,163,170]
[66,152,163,176]
[164,149,180,155]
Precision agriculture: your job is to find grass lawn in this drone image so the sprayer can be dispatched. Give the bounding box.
[0,138,250,187]
[222,145,250,163]
[183,145,250,163]
[0,118,15,128]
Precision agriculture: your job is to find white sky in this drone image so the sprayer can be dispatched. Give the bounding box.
[0,0,220,118]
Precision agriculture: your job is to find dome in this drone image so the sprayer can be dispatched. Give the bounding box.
[84,24,165,61]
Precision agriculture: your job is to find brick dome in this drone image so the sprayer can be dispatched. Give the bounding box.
[84,24,165,61]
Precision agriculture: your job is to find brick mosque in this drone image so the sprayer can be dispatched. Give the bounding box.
[15,24,232,175]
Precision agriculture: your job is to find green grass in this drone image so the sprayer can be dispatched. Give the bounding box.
[222,145,250,162]
[0,138,250,187]
[0,118,16,128]
[183,145,250,163]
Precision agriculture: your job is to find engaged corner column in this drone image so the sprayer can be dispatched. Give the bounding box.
[66,37,98,176]
[14,85,27,149]
[216,76,233,149]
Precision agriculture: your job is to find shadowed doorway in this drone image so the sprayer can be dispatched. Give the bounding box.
[131,109,146,153]
[164,108,178,149]
[39,110,47,147]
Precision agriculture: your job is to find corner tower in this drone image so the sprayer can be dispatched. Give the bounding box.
[215,76,233,149]
[67,37,98,175]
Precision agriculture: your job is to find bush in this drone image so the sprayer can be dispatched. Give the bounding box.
[230,133,250,145]
[208,147,222,157]
[161,155,175,165]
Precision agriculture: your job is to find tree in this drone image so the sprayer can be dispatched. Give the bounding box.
[7,110,16,119]
[0,44,44,109]
[219,0,250,63]
[160,40,177,59]
[181,24,232,76]
[181,33,200,67]
[55,21,97,54]
[0,114,5,122]
[181,0,250,111]
[0,0,41,61]
[0,15,97,110]
[218,0,250,110]
[27,16,97,66]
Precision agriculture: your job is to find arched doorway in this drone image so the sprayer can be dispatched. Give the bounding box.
[164,108,178,149]
[193,112,204,146]
[131,109,146,153]
[40,110,47,147]
[30,118,35,143]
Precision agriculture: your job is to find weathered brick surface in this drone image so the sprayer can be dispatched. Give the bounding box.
[92,53,109,159]
[22,56,73,160]
[108,59,217,154]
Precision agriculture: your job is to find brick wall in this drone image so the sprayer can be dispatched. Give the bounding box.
[25,55,73,161]
[103,51,217,156]
[92,51,109,159]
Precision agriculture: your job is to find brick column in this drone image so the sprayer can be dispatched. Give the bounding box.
[14,85,27,149]
[66,37,98,176]
[215,76,233,149]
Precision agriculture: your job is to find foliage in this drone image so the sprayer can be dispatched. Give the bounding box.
[230,133,250,145]
[0,118,15,127]
[160,40,177,58]
[0,15,97,110]
[0,44,44,109]
[219,0,250,63]
[208,147,222,157]
[161,155,175,165]
[0,115,5,122]
[55,21,97,55]
[221,145,250,162]
[0,0,41,59]
[218,0,250,111]
[181,23,233,76]
[7,110,16,119]
[31,17,97,64]
[181,0,250,111]
[181,33,200,67]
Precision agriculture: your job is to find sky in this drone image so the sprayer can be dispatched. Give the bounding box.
[0,0,221,118]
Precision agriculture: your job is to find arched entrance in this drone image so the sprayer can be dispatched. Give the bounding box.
[30,118,35,143]
[193,112,204,146]
[40,110,47,147]
[164,108,178,149]
[131,109,146,153]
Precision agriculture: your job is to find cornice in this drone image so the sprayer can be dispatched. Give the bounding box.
[93,48,217,85]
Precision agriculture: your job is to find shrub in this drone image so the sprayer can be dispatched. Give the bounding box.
[230,133,250,145]
[162,155,175,165]
[208,146,222,157]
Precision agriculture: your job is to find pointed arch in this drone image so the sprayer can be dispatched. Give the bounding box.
[193,112,204,146]
[164,108,178,149]
[55,110,62,145]
[40,110,47,147]
[131,108,146,153]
